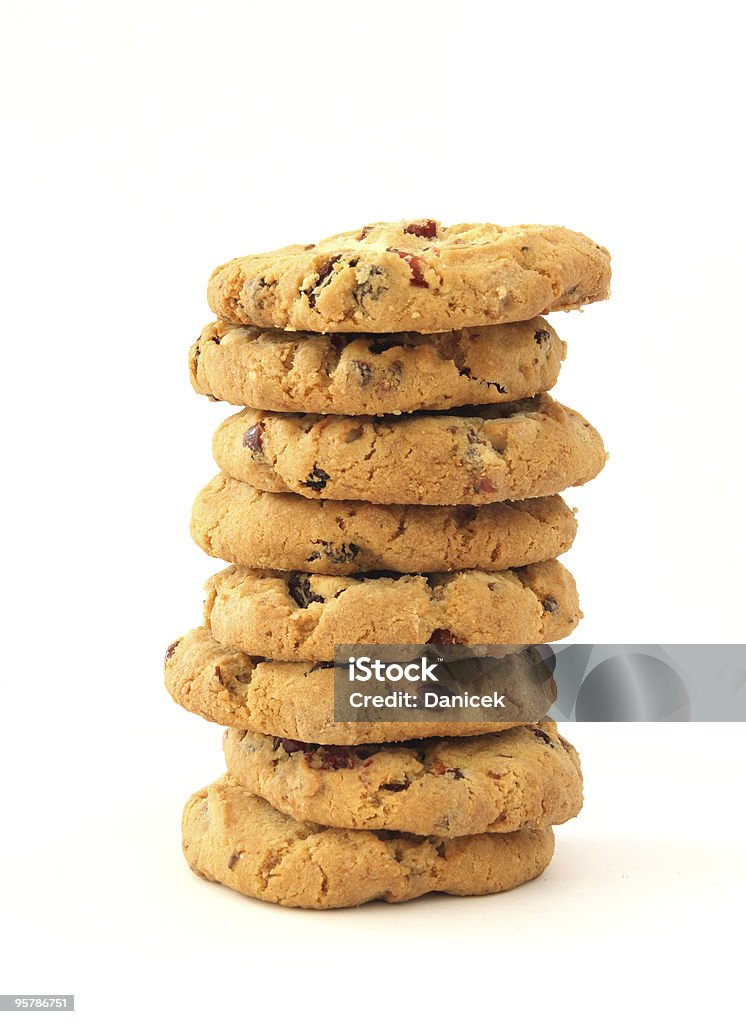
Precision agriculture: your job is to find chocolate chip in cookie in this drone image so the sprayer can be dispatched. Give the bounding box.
[307,540,361,564]
[300,465,331,492]
[305,256,341,308]
[287,573,323,609]
[353,264,387,305]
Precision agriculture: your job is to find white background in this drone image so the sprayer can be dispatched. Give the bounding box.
[1,1,744,1021]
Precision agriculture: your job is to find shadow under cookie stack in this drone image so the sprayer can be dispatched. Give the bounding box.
[165,219,611,910]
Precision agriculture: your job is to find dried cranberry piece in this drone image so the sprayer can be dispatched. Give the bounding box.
[542,597,559,613]
[272,737,315,754]
[287,573,323,609]
[301,465,330,492]
[474,476,498,495]
[407,258,428,287]
[430,762,465,779]
[381,779,411,792]
[428,628,459,644]
[404,219,437,239]
[387,248,429,288]
[243,422,265,452]
[164,641,179,663]
[316,746,357,770]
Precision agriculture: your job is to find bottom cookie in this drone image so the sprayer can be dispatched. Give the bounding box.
[182,775,555,909]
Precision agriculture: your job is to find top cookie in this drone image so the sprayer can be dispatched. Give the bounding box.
[207,220,611,334]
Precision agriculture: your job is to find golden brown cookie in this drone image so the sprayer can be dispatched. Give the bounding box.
[212,395,606,505]
[223,723,582,837]
[164,627,556,744]
[189,317,565,415]
[191,474,577,574]
[182,776,555,908]
[207,219,610,333]
[204,561,581,661]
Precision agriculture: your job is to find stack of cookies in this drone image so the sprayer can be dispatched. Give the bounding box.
[165,219,610,909]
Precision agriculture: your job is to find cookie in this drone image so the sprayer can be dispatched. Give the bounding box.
[182,776,555,908]
[191,474,577,574]
[207,219,610,333]
[212,395,606,505]
[204,561,581,661]
[223,722,582,838]
[189,317,566,415]
[164,627,556,744]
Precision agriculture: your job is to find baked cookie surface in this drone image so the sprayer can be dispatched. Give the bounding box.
[183,776,555,908]
[213,395,606,505]
[204,561,581,661]
[223,723,582,838]
[191,474,577,574]
[207,219,610,333]
[164,627,556,744]
[190,317,565,415]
